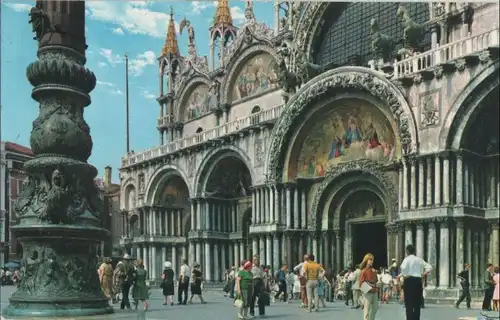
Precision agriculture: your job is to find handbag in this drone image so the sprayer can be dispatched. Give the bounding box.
[233,298,243,308]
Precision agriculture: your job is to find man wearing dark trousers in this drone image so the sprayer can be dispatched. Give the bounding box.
[400,244,433,320]
[482,263,494,311]
[119,254,135,310]
[250,254,266,317]
[275,264,288,302]
[177,258,191,305]
[455,263,471,309]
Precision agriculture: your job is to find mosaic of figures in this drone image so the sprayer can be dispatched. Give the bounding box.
[185,84,210,120]
[157,177,190,206]
[231,53,279,101]
[297,100,398,178]
[342,191,385,219]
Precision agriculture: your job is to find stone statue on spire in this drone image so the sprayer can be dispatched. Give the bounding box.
[180,17,196,56]
[245,0,256,23]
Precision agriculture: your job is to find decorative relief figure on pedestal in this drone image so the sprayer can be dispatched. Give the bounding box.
[207,80,221,111]
[138,173,145,193]
[419,90,441,128]
[231,53,279,101]
[296,100,399,178]
[254,139,265,167]
[188,154,196,177]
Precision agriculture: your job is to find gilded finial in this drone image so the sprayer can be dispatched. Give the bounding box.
[213,0,233,26]
[170,6,174,18]
[161,6,179,56]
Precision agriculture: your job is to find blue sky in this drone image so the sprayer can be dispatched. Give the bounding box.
[0,0,275,182]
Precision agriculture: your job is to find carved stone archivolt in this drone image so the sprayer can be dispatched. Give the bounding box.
[309,160,398,230]
[266,67,418,183]
[292,3,328,64]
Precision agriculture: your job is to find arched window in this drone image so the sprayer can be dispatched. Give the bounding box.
[196,127,203,133]
[251,105,261,114]
[313,3,431,68]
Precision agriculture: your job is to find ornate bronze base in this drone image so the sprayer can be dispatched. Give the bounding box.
[2,226,114,317]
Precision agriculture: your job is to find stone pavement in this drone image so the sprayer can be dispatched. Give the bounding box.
[0,286,487,320]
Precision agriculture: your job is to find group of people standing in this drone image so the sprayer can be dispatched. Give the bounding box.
[456,262,500,312]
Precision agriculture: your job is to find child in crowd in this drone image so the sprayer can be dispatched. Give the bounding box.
[317,277,327,308]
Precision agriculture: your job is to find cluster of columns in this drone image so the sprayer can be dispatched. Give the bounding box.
[251,183,308,229]
[189,198,239,232]
[126,206,186,237]
[130,243,188,281]
[400,152,500,211]
[387,218,500,289]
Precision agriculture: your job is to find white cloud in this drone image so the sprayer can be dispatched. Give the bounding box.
[4,3,31,12]
[230,6,246,24]
[112,28,125,35]
[141,90,156,100]
[86,2,179,38]
[191,1,217,14]
[98,49,156,76]
[96,80,123,95]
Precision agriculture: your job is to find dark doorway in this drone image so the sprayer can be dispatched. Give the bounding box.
[351,222,387,269]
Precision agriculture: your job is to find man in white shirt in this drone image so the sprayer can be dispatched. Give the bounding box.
[351,265,362,309]
[177,258,191,305]
[400,244,432,320]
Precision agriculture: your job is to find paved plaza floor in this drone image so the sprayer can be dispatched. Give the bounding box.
[0,286,488,320]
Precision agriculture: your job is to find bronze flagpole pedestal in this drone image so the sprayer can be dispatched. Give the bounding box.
[2,1,113,317]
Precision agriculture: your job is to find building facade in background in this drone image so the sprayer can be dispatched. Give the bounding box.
[119,1,499,301]
[0,142,33,265]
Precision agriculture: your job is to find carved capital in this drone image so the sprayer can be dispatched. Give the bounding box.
[432,66,444,79]
[489,219,500,229]
[413,73,423,84]
[416,221,425,230]
[455,58,467,72]
[478,50,491,64]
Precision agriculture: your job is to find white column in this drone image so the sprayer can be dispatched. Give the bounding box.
[252,190,257,225]
[398,165,404,211]
[256,189,261,224]
[466,228,472,285]
[410,159,417,209]
[177,210,183,236]
[196,200,202,230]
[301,188,307,229]
[234,242,240,267]
[456,155,464,205]
[286,188,292,228]
[142,245,148,273]
[266,235,272,269]
[239,242,245,262]
[263,187,268,224]
[275,187,281,223]
[213,243,220,282]
[204,242,212,282]
[196,242,202,265]
[162,247,167,265]
[464,162,470,206]
[259,236,266,264]
[170,210,175,236]
[443,156,450,205]
[171,246,177,277]
[293,188,299,228]
[435,155,442,206]
[182,245,187,260]
[232,202,237,232]
[205,202,210,230]
[405,223,412,246]
[269,186,275,224]
[455,219,465,285]
[189,242,195,265]
[439,219,450,288]
[148,210,153,235]
[402,161,409,209]
[426,157,433,206]
[190,202,195,231]
[221,243,226,270]
[152,210,157,235]
[416,222,425,258]
[418,159,425,207]
[152,245,157,280]
[426,221,437,288]
[252,238,258,256]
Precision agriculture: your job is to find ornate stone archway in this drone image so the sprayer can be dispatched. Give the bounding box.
[309,161,398,230]
[439,59,500,150]
[145,164,191,205]
[266,67,418,183]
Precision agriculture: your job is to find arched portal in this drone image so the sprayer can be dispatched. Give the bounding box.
[154,175,191,236]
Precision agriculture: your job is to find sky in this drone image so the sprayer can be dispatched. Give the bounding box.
[0,0,275,182]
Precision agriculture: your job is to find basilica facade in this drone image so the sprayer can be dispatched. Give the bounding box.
[119,1,499,300]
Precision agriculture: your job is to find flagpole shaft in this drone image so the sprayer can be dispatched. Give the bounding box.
[125,53,130,154]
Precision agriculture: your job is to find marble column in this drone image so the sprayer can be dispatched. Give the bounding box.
[153,210,157,235]
[252,190,257,224]
[286,187,292,228]
[427,221,437,288]
[435,155,441,206]
[399,166,404,211]
[177,210,183,236]
[323,232,330,268]
[293,188,299,228]
[402,161,409,209]
[235,242,240,266]
[466,228,472,285]
[221,243,226,270]
[182,246,187,260]
[213,243,220,282]
[256,189,261,224]
[405,223,413,246]
[204,242,212,282]
[190,202,196,231]
[472,230,479,287]
[196,242,202,265]
[426,157,433,206]
[455,219,465,285]
[493,222,499,266]
[274,186,281,223]
[416,222,425,258]
[162,247,167,266]
[439,219,450,288]
[443,155,450,205]
[252,238,259,256]
[397,225,405,262]
[262,188,268,224]
[335,232,342,271]
[259,237,265,264]
[301,189,307,229]
[239,242,245,262]
[266,235,272,269]
[232,203,237,232]
[189,242,195,265]
[205,202,210,230]
[480,230,486,279]
[464,162,470,206]
[418,159,425,207]
[269,186,275,224]
[152,245,157,280]
[172,246,177,276]
[410,159,417,209]
[148,210,153,236]
[456,154,464,205]
[273,234,280,270]
[196,200,202,230]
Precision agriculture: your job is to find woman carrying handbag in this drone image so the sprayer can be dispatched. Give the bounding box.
[235,261,253,319]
